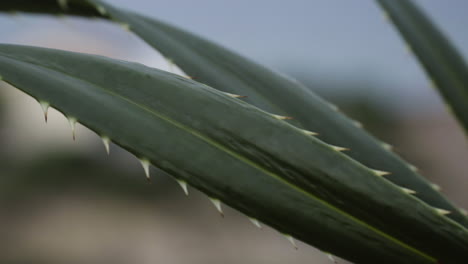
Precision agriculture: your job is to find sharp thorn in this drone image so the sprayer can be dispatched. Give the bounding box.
[119,23,131,31]
[381,142,393,151]
[272,114,293,120]
[460,208,467,216]
[330,145,349,152]
[101,136,110,155]
[408,164,419,173]
[96,5,107,15]
[39,101,50,123]
[328,103,339,111]
[302,129,319,136]
[382,11,390,21]
[139,158,151,183]
[326,253,338,263]
[401,187,416,195]
[67,117,77,141]
[176,179,189,196]
[431,183,441,191]
[405,43,413,54]
[284,234,298,250]
[248,218,262,229]
[224,92,247,98]
[209,198,224,217]
[353,120,363,128]
[372,169,391,177]
[434,208,451,216]
[165,57,175,72]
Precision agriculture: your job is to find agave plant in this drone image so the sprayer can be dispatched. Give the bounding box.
[0,0,467,263]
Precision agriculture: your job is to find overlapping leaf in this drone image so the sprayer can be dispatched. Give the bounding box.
[2,0,467,229]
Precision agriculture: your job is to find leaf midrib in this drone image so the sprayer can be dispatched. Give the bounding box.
[0,52,436,262]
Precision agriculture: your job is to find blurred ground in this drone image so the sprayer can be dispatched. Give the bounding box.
[0,1,467,264]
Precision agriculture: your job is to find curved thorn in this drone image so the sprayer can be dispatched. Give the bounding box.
[165,57,175,72]
[405,43,413,54]
[329,145,349,152]
[39,101,50,123]
[431,183,441,191]
[284,234,298,250]
[328,103,339,111]
[302,129,319,136]
[382,11,390,21]
[248,218,262,229]
[176,179,189,196]
[101,136,110,155]
[434,208,451,216]
[209,198,223,217]
[381,142,393,151]
[271,114,293,120]
[326,253,338,263]
[96,5,107,16]
[401,187,416,195]
[352,120,363,128]
[408,164,419,173]
[139,158,151,183]
[224,92,247,98]
[67,117,77,141]
[119,23,131,31]
[372,169,391,177]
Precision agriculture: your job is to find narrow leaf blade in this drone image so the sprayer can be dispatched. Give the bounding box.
[377,0,468,133]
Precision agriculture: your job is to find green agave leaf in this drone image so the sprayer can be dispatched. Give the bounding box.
[2,0,467,230]
[377,0,468,134]
[1,44,468,263]
[0,0,97,16]
[84,0,468,229]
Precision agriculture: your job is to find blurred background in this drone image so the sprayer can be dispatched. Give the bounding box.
[0,0,467,263]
